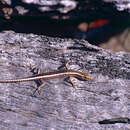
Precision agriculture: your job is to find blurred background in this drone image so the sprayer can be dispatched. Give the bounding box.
[0,0,130,52]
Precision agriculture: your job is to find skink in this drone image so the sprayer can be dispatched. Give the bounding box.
[0,69,92,83]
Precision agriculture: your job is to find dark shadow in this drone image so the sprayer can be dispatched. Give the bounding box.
[0,0,130,47]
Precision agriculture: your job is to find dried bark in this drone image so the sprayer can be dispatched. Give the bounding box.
[0,32,129,129]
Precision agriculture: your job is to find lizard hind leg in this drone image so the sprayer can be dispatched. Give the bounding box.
[32,81,45,95]
[30,65,41,75]
[30,66,46,96]
[65,61,77,89]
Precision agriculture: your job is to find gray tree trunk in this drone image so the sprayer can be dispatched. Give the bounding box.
[0,32,129,129]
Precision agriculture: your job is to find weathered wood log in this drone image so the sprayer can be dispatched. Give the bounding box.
[0,31,129,129]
